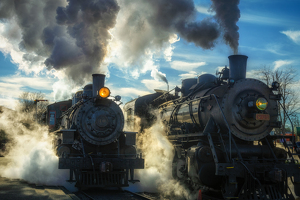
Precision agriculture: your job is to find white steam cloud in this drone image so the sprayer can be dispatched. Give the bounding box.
[0,106,75,190]
[126,114,197,199]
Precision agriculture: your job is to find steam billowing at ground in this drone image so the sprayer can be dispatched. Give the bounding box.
[0,107,75,190]
[124,113,197,199]
[0,0,241,100]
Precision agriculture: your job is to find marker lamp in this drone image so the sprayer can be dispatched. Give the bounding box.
[256,97,268,110]
[99,87,110,98]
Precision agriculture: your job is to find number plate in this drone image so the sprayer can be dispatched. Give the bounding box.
[256,114,270,120]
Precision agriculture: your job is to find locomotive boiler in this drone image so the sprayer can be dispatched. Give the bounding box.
[46,74,144,188]
[124,55,300,199]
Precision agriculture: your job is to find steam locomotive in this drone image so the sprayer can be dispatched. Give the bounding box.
[124,55,300,199]
[46,74,144,188]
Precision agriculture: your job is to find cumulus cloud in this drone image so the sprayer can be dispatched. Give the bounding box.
[107,0,219,80]
[273,60,293,71]
[179,71,198,79]
[0,75,57,108]
[281,30,300,44]
[142,79,169,91]
[0,76,54,91]
[0,97,18,109]
[108,86,151,99]
[171,61,206,72]
[195,5,212,15]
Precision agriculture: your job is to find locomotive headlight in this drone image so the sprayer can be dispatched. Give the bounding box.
[256,97,268,110]
[99,87,110,98]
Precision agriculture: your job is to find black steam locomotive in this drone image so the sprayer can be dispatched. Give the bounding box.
[46,74,144,188]
[124,55,300,199]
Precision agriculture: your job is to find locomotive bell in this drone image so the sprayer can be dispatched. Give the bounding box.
[228,55,248,81]
[92,74,105,97]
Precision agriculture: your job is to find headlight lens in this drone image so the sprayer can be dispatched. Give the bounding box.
[256,97,268,110]
[99,87,110,98]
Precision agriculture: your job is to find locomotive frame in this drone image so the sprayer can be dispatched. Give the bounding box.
[124,55,300,199]
[46,74,144,189]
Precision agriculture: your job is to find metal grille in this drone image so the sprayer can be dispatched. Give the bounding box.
[78,171,129,187]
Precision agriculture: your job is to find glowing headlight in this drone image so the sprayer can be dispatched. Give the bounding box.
[256,97,268,110]
[99,87,110,98]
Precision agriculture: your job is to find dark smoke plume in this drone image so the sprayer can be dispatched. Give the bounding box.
[113,0,240,71]
[144,0,220,49]
[46,0,120,83]
[0,0,241,86]
[0,0,119,85]
[211,0,240,54]
[111,0,222,74]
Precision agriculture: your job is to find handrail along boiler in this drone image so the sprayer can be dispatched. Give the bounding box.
[46,74,144,188]
[124,55,300,199]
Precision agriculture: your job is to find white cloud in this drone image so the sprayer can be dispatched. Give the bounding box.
[164,34,180,62]
[273,60,293,71]
[0,75,57,109]
[110,86,151,99]
[239,44,285,56]
[0,82,23,99]
[246,69,260,79]
[281,30,300,44]
[179,71,200,79]
[1,76,54,91]
[195,6,213,15]
[141,79,168,91]
[0,21,45,75]
[107,2,180,80]
[0,96,18,110]
[170,61,206,72]
[240,13,281,26]
[195,6,296,27]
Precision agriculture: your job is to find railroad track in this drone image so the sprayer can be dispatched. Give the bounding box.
[124,190,156,200]
[74,189,155,200]
[74,188,224,200]
[77,190,96,200]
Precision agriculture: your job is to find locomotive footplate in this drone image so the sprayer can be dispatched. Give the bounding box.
[216,162,300,178]
[59,157,144,169]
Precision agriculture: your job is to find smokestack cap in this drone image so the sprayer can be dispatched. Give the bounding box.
[228,55,248,81]
[92,74,106,97]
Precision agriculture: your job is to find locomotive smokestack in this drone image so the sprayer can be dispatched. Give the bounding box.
[228,55,248,81]
[93,74,106,97]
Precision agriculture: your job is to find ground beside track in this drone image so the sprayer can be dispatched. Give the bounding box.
[0,156,77,200]
[75,189,158,200]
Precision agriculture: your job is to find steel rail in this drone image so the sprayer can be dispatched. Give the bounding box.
[123,190,155,200]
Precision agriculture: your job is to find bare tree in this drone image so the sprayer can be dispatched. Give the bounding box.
[18,91,49,122]
[257,66,300,134]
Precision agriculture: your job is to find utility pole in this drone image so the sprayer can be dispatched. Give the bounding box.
[34,99,48,123]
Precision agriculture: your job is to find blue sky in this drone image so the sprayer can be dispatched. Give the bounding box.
[0,0,300,109]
